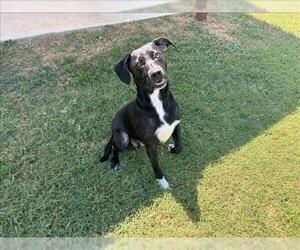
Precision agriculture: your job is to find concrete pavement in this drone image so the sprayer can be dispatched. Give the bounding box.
[0,1,174,41]
[0,13,170,41]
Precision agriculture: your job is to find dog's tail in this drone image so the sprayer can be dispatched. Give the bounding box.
[99,135,113,162]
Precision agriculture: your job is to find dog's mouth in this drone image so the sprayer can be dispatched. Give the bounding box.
[154,79,167,88]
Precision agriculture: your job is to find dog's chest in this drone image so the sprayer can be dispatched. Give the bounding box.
[149,89,180,143]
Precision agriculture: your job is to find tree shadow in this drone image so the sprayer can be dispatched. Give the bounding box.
[167,13,300,222]
[108,21,298,236]
[78,14,300,235]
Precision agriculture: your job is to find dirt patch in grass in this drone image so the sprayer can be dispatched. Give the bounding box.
[0,22,136,75]
[200,18,240,42]
[0,14,196,78]
[0,42,39,79]
[143,14,196,38]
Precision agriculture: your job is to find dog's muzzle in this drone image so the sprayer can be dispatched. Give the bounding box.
[149,70,167,88]
[151,70,163,82]
[154,79,167,88]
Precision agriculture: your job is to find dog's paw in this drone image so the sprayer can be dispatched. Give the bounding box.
[168,144,175,153]
[111,164,120,171]
[168,144,181,154]
[156,176,170,189]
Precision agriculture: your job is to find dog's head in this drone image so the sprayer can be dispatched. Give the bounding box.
[115,37,175,91]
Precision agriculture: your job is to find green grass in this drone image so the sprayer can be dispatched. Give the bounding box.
[0,13,299,237]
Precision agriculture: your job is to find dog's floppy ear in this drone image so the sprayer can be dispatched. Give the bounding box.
[115,54,131,84]
[153,37,175,51]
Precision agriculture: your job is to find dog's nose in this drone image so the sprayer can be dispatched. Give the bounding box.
[151,70,162,79]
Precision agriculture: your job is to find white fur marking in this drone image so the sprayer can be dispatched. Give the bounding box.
[149,89,180,143]
[157,176,170,189]
[168,144,175,152]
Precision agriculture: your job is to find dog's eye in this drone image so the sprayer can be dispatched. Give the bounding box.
[136,61,143,69]
[154,52,161,60]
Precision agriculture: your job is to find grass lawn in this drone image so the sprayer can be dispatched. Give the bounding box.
[0,13,299,237]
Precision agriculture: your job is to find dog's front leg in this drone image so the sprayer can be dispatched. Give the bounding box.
[169,124,182,154]
[146,145,170,189]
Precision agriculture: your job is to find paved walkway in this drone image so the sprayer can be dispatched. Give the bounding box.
[0,1,174,41]
[1,13,170,41]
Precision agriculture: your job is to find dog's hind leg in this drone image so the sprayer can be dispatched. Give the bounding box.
[111,129,129,170]
[111,147,120,170]
[100,135,113,162]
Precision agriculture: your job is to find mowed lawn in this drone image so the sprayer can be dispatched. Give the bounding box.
[0,13,299,237]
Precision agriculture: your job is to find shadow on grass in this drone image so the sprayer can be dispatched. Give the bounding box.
[1,13,299,236]
[90,13,300,232]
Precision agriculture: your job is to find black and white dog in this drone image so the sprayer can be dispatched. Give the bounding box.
[100,37,182,189]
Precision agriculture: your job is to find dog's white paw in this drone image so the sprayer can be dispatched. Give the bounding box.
[168,144,175,152]
[156,176,170,189]
[111,164,120,171]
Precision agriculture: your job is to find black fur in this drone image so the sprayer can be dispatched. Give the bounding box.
[114,54,131,84]
[100,38,182,187]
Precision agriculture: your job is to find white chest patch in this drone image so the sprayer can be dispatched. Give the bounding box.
[149,89,180,143]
